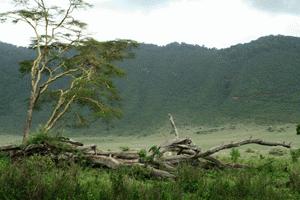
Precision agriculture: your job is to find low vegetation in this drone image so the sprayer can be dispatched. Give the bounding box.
[0,129,298,199]
[0,152,299,200]
[296,124,300,135]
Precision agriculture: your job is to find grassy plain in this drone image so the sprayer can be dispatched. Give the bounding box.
[0,123,299,199]
[0,152,300,200]
[0,123,299,153]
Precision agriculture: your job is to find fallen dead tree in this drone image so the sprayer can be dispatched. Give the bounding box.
[0,135,292,179]
[0,116,293,179]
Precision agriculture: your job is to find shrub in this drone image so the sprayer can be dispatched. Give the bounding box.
[267,126,275,132]
[290,149,300,163]
[27,130,56,145]
[268,148,287,156]
[119,146,130,151]
[288,170,300,192]
[230,148,240,163]
[297,124,300,135]
[245,148,255,153]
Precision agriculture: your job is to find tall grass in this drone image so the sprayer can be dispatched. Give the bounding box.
[0,155,299,200]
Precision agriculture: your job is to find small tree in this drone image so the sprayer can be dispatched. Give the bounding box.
[296,124,300,135]
[0,0,137,143]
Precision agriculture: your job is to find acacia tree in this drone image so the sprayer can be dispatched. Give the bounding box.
[0,0,137,143]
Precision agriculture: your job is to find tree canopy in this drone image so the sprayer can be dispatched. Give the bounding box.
[0,0,137,143]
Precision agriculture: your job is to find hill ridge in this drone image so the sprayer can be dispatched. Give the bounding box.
[0,35,300,134]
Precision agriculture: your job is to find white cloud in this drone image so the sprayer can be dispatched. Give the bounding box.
[94,0,173,11]
[244,0,300,15]
[1,0,300,48]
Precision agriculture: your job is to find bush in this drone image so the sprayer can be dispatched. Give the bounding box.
[230,148,240,162]
[288,170,300,192]
[119,146,130,151]
[245,148,255,153]
[290,149,300,162]
[268,148,287,156]
[27,130,58,145]
[297,124,300,135]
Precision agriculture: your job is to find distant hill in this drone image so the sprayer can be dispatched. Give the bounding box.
[1,35,300,134]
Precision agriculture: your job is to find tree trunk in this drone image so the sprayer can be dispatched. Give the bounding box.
[22,97,35,144]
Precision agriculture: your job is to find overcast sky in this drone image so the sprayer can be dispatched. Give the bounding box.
[1,0,300,48]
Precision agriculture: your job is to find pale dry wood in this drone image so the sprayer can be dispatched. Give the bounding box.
[58,137,84,146]
[146,166,176,179]
[194,138,291,158]
[168,113,179,138]
[96,151,139,160]
[0,145,21,152]
[89,155,120,169]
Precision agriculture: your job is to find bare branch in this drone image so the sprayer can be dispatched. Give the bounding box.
[80,97,105,111]
[194,138,291,158]
[39,68,79,94]
[45,94,76,132]
[168,113,179,138]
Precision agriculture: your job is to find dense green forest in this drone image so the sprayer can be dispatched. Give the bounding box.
[1,35,300,134]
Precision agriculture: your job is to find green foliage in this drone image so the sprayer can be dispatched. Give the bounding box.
[27,130,55,145]
[137,146,162,163]
[289,169,300,192]
[245,148,255,153]
[0,0,138,135]
[230,148,240,163]
[296,124,300,135]
[26,130,79,155]
[149,145,162,157]
[0,154,10,170]
[2,35,300,133]
[0,156,299,199]
[119,146,130,151]
[19,59,33,75]
[268,148,287,156]
[138,149,147,159]
[60,39,138,125]
[290,148,300,162]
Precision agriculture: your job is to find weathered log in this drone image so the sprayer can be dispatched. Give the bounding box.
[160,137,200,158]
[23,144,49,155]
[57,137,84,146]
[194,138,291,158]
[117,158,139,165]
[96,151,139,160]
[89,155,120,169]
[157,162,176,172]
[0,134,294,180]
[202,156,227,169]
[180,149,197,156]
[0,145,21,152]
[168,114,179,138]
[146,166,176,179]
[161,155,192,162]
[77,144,97,154]
[160,138,193,148]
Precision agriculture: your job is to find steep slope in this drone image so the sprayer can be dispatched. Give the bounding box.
[0,42,33,133]
[1,35,300,134]
[117,35,300,130]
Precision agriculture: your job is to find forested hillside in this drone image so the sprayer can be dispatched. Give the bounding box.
[0,43,33,134]
[1,35,300,134]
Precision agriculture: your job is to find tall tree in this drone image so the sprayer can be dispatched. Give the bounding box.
[0,0,137,143]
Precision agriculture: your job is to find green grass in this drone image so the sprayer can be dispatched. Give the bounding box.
[0,124,299,199]
[0,123,299,153]
[0,154,299,200]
